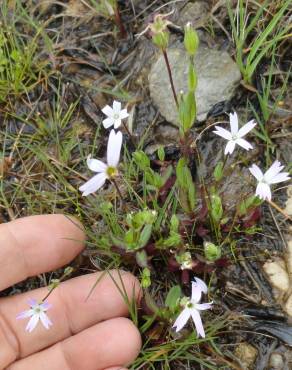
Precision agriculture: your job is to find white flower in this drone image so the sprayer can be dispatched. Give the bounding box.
[102,100,129,129]
[249,160,290,201]
[79,130,123,196]
[16,298,52,333]
[213,112,256,155]
[173,277,212,338]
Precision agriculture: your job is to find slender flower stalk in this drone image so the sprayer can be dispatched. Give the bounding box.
[173,277,212,337]
[249,160,290,201]
[17,299,52,333]
[213,112,256,155]
[162,50,178,108]
[79,130,123,196]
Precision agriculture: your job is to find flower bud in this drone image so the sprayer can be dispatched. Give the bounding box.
[175,251,193,270]
[150,14,170,50]
[184,22,199,56]
[141,267,151,288]
[204,241,221,261]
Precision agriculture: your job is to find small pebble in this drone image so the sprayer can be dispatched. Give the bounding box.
[269,352,284,369]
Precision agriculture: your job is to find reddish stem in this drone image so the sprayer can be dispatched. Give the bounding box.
[114,7,127,38]
[162,50,178,108]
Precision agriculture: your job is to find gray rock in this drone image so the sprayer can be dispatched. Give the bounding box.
[149,46,241,124]
[176,1,210,29]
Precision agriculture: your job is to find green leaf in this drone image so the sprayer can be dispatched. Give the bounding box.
[133,150,150,171]
[165,285,182,311]
[214,161,224,181]
[139,224,152,248]
[176,158,196,212]
[238,195,262,216]
[170,214,179,232]
[179,92,196,134]
[211,194,223,223]
[157,146,165,161]
[111,234,127,249]
[124,229,135,244]
[188,64,197,91]
[136,250,148,268]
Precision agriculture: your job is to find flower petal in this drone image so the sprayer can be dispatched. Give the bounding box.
[40,301,52,311]
[237,119,256,137]
[196,302,213,311]
[27,298,38,308]
[213,126,232,140]
[256,182,271,201]
[229,112,238,135]
[191,284,202,303]
[120,109,129,119]
[16,309,34,320]
[236,138,253,151]
[40,312,52,329]
[107,129,123,167]
[264,160,285,183]
[268,172,290,184]
[102,105,114,117]
[224,140,236,155]
[113,100,121,114]
[173,308,191,332]
[103,117,114,129]
[26,314,39,333]
[193,277,208,295]
[190,309,205,338]
[249,164,263,181]
[79,173,107,196]
[86,155,107,173]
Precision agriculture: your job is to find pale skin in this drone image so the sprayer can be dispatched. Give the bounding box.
[0,214,142,370]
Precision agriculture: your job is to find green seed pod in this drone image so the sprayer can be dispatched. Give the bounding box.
[150,14,170,51]
[152,30,169,50]
[204,241,221,261]
[184,22,199,56]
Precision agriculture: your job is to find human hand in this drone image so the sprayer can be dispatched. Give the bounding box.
[0,214,141,370]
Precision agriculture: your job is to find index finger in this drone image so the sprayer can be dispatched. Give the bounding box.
[0,214,85,291]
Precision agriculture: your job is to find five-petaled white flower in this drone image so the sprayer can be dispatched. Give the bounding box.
[249,160,290,201]
[79,129,123,196]
[213,112,256,155]
[102,100,129,129]
[16,299,52,333]
[173,277,212,338]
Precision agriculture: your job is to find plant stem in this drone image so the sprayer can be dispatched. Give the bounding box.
[221,153,229,172]
[122,120,136,149]
[111,178,124,203]
[41,268,74,302]
[42,288,54,302]
[162,50,178,108]
[114,7,126,38]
